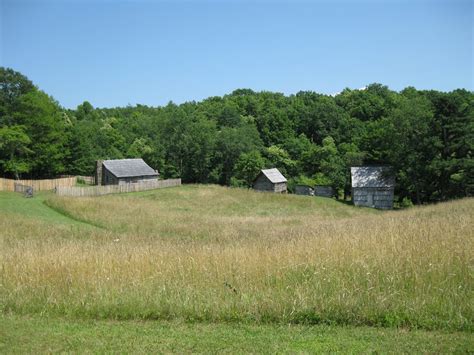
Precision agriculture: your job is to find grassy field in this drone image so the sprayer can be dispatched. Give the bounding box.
[2,315,472,353]
[1,185,473,352]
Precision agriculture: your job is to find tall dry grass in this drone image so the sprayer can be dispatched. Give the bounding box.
[1,185,472,330]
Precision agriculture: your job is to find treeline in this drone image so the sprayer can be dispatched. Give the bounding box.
[0,67,472,204]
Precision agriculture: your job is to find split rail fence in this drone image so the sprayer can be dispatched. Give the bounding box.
[55,179,181,197]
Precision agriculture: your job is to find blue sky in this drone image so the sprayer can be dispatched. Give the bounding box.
[1,0,472,108]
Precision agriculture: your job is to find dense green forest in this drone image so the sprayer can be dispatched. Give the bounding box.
[0,67,472,204]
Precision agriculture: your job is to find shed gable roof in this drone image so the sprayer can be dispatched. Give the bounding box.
[351,166,394,188]
[103,159,158,178]
[259,168,287,184]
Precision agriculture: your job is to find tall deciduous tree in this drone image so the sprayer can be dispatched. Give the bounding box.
[0,125,32,179]
[233,150,265,187]
[14,90,68,177]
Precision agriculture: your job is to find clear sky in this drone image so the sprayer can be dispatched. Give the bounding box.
[1,0,472,108]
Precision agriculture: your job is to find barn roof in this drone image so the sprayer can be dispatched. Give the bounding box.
[351,166,395,188]
[102,159,158,178]
[259,168,287,184]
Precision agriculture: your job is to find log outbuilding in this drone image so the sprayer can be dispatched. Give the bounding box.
[95,159,159,186]
[351,166,395,209]
[253,168,287,193]
[314,185,334,198]
[295,185,314,196]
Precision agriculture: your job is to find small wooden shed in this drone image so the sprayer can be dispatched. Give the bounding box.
[95,159,159,186]
[314,185,334,198]
[295,185,314,196]
[253,168,287,193]
[351,166,395,209]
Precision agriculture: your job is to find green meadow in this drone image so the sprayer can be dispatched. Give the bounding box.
[1,186,472,352]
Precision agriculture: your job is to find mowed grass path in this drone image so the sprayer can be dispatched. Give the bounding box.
[1,315,472,353]
[0,191,98,228]
[1,185,473,352]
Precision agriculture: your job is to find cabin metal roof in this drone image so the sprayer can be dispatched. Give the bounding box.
[102,159,158,178]
[351,166,395,188]
[259,168,287,184]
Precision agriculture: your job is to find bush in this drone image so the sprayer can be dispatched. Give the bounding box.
[399,197,414,209]
[230,177,246,188]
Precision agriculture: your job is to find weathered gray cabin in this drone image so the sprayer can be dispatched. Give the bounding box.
[253,168,287,193]
[351,166,395,209]
[295,185,314,196]
[314,185,334,198]
[95,159,159,186]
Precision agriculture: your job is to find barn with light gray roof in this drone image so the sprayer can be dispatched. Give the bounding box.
[253,168,287,193]
[95,159,159,186]
[351,166,395,209]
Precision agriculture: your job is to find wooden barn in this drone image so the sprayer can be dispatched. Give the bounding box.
[351,166,395,209]
[253,168,287,193]
[295,185,314,196]
[95,159,159,186]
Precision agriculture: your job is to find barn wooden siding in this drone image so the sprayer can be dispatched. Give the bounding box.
[253,168,288,193]
[116,176,158,185]
[351,166,395,209]
[295,185,314,196]
[102,168,118,185]
[314,185,334,198]
[0,177,76,192]
[253,175,287,193]
[352,187,394,209]
[55,178,181,197]
[103,170,158,186]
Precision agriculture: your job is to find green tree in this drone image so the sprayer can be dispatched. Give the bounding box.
[335,83,396,122]
[427,89,474,199]
[0,67,35,125]
[339,142,365,198]
[13,90,68,178]
[126,137,153,159]
[233,150,265,187]
[160,106,217,182]
[377,90,438,203]
[289,93,349,144]
[213,123,263,185]
[0,125,32,179]
[317,137,346,195]
[264,145,297,176]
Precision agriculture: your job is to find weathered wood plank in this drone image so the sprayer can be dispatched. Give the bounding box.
[55,179,181,197]
[0,177,77,192]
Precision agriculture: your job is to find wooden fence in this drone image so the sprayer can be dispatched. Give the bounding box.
[76,175,96,185]
[0,177,77,192]
[14,183,32,193]
[14,183,34,197]
[55,179,181,197]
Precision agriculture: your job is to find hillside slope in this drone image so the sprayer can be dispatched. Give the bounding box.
[1,185,473,333]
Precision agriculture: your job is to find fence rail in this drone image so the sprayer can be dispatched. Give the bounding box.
[55,179,181,197]
[0,177,77,192]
